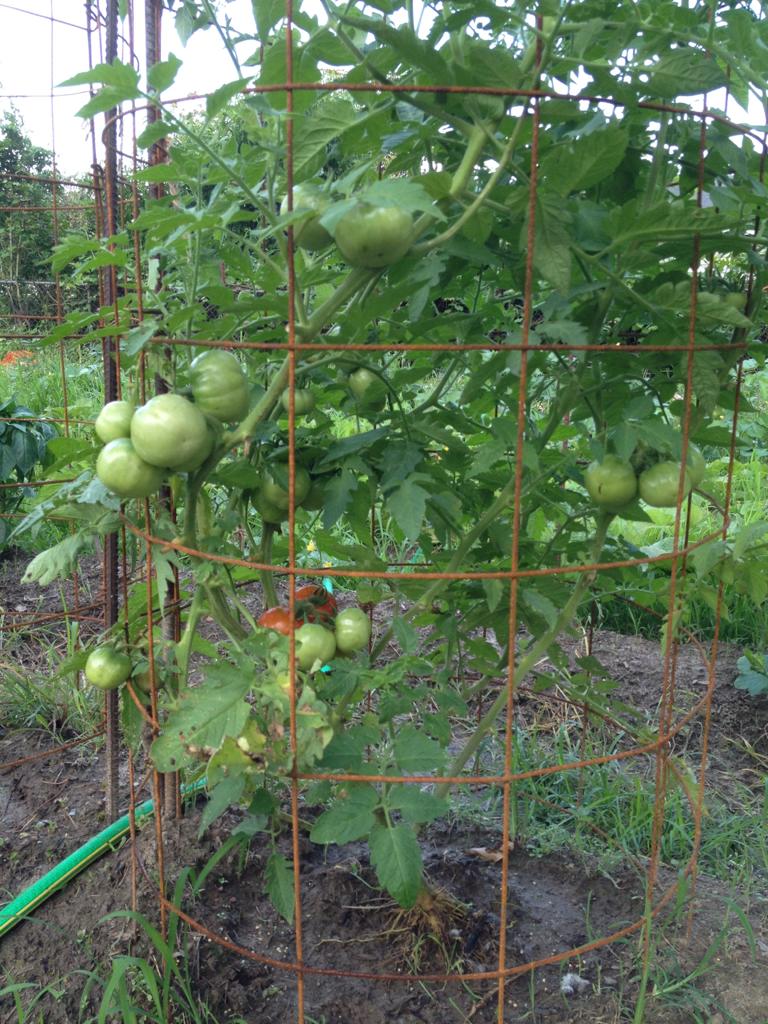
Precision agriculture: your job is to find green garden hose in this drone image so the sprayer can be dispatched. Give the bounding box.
[0,777,208,941]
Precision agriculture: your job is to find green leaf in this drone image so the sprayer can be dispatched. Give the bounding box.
[320,428,386,464]
[121,686,144,749]
[206,736,255,787]
[347,17,449,80]
[734,654,768,697]
[363,178,445,219]
[525,196,571,292]
[77,88,140,119]
[22,532,94,586]
[258,35,320,112]
[521,586,557,625]
[733,522,768,562]
[206,79,247,119]
[0,443,16,480]
[309,784,379,844]
[387,785,449,824]
[647,50,728,98]
[467,439,506,478]
[175,5,198,45]
[482,578,504,612]
[317,724,380,770]
[136,121,171,150]
[322,469,358,530]
[293,98,358,180]
[123,319,159,358]
[148,54,182,93]
[393,726,444,774]
[254,0,286,39]
[150,663,252,771]
[689,540,727,579]
[61,60,140,92]
[265,852,295,923]
[541,126,628,196]
[10,430,38,475]
[368,822,423,908]
[386,479,428,541]
[392,616,419,655]
[198,775,245,836]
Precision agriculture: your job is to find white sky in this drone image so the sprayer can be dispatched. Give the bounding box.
[0,1,765,178]
[0,0,257,175]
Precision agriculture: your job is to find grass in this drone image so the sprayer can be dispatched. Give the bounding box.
[454,722,768,891]
[0,655,102,737]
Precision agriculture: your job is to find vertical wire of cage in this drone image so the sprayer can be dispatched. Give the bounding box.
[0,1,760,1022]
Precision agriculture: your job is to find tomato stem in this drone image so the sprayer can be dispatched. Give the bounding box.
[434,515,613,799]
[260,523,279,608]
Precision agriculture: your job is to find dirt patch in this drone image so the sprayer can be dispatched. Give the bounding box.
[2,724,767,1024]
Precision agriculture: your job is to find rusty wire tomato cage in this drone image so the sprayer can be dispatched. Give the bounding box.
[0,1,760,1023]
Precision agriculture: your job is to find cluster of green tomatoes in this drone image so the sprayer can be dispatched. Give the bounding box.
[94,349,250,499]
[584,441,706,515]
[282,184,413,268]
[258,584,372,671]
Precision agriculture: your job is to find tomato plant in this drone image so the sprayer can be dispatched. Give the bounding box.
[189,349,249,423]
[94,400,133,443]
[281,184,332,251]
[348,368,386,412]
[258,607,293,636]
[96,438,165,499]
[583,456,637,513]
[638,462,693,508]
[334,204,413,268]
[295,623,337,670]
[85,646,132,690]
[295,583,337,622]
[334,607,371,653]
[34,2,768,920]
[281,388,315,415]
[131,393,212,472]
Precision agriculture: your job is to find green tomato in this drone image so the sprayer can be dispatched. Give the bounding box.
[280,184,332,251]
[189,349,250,423]
[638,461,692,508]
[295,623,336,671]
[132,669,163,695]
[583,455,637,512]
[252,489,286,525]
[95,400,134,443]
[334,607,371,653]
[281,388,316,415]
[334,203,413,268]
[685,443,706,487]
[131,393,213,472]
[96,438,165,499]
[348,367,386,412]
[85,645,132,690]
[261,464,311,510]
